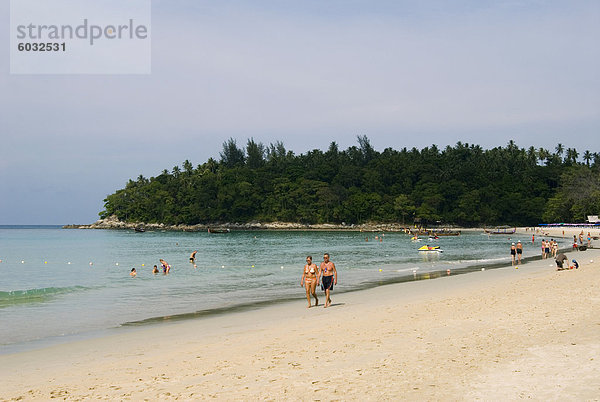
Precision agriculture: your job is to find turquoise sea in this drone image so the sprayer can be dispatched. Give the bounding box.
[0,226,568,353]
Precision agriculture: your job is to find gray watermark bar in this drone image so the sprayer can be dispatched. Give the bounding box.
[10,0,151,74]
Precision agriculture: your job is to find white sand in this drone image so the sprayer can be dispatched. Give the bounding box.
[1,248,599,400]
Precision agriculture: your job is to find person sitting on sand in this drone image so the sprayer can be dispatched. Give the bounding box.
[130,268,137,277]
[319,253,337,308]
[572,259,579,269]
[159,259,170,274]
[300,256,319,308]
[152,265,159,274]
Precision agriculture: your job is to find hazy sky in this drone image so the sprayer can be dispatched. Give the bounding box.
[1,0,599,224]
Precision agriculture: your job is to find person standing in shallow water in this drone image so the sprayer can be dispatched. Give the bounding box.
[300,256,319,308]
[516,241,523,264]
[319,253,338,308]
[510,243,516,265]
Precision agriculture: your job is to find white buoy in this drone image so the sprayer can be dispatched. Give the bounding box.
[21,260,25,264]
[115,263,119,266]
[221,265,225,268]
[481,268,485,271]
[68,262,71,265]
[89,262,93,266]
[281,266,284,269]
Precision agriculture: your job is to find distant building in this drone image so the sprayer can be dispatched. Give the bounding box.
[588,215,599,223]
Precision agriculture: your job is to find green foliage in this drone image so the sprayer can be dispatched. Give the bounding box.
[542,165,600,223]
[99,138,599,226]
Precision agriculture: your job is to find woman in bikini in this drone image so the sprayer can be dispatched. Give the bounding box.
[300,256,319,308]
[510,243,516,265]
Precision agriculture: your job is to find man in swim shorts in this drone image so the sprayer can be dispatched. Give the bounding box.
[189,250,197,263]
[319,253,338,308]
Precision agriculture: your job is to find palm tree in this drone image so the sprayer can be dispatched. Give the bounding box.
[538,148,549,164]
[583,150,592,167]
[527,146,537,163]
[555,143,564,158]
[566,148,579,165]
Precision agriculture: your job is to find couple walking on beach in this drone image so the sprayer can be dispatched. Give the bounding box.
[301,253,338,308]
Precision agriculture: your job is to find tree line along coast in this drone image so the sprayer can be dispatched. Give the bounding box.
[95,137,600,228]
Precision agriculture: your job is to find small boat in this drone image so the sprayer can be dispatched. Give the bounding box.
[418,245,443,252]
[484,226,516,235]
[208,228,231,234]
[134,227,145,233]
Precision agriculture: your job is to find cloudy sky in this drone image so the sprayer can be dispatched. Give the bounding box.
[1,0,599,224]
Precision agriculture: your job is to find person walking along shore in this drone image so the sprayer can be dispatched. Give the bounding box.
[319,253,337,308]
[300,256,319,308]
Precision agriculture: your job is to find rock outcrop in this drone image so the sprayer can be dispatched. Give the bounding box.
[63,215,412,232]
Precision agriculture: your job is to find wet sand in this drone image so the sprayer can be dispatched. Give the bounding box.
[1,248,599,400]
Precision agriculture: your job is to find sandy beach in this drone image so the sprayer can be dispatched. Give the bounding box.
[2,245,599,400]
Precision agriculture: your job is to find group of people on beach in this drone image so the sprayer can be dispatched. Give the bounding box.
[541,239,559,259]
[573,231,593,249]
[300,253,338,308]
[510,241,523,265]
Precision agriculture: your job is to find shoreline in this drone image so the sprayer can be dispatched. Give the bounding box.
[62,216,437,232]
[2,249,599,399]
[1,239,580,356]
[63,216,600,236]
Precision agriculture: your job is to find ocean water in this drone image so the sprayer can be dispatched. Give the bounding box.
[0,226,567,353]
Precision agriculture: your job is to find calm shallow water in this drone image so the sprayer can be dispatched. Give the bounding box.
[0,226,567,352]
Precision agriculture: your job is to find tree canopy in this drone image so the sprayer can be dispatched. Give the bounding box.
[100,138,600,226]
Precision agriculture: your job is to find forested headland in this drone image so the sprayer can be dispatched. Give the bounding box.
[100,137,600,227]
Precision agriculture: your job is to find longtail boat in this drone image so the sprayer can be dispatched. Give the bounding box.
[484,226,516,235]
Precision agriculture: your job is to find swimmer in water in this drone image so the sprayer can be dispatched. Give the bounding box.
[300,256,319,308]
[189,250,197,263]
[318,253,338,308]
[159,259,171,274]
[152,265,159,274]
[130,268,137,277]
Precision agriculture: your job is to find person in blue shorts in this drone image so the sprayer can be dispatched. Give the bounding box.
[319,253,338,308]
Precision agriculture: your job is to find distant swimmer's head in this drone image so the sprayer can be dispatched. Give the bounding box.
[130,268,137,276]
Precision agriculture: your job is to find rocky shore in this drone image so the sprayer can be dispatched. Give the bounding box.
[62,215,414,232]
